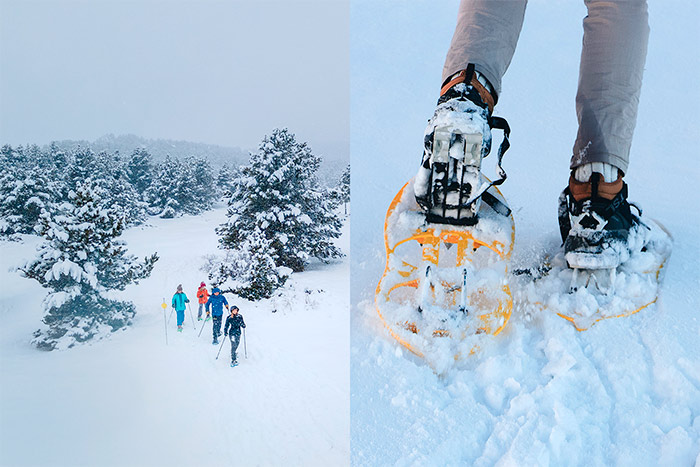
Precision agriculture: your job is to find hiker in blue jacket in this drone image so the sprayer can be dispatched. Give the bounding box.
[205,287,229,344]
[171,284,190,332]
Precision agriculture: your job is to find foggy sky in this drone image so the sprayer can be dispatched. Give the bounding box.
[0,0,349,160]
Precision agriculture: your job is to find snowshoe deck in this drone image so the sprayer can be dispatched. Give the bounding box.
[375,177,515,362]
[517,219,672,331]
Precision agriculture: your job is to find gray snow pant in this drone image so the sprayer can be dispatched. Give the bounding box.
[443,0,649,174]
[229,332,241,363]
[212,315,222,339]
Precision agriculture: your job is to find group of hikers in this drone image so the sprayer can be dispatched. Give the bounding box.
[171,282,246,367]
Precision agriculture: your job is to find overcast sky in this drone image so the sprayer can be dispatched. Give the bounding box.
[0,0,349,160]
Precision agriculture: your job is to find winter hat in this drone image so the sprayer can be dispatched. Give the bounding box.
[231,306,239,312]
[177,284,183,292]
[200,282,206,287]
[212,287,221,294]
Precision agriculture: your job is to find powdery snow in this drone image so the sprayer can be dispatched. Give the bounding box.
[0,206,349,466]
[351,0,700,465]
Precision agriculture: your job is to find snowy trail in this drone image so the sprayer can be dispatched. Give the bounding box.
[0,207,349,466]
[351,1,700,465]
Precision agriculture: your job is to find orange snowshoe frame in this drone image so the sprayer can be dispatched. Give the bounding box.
[375,180,515,359]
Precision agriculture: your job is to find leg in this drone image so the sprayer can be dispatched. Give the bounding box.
[230,333,240,362]
[198,303,203,319]
[443,0,527,96]
[212,316,221,339]
[416,0,526,223]
[176,310,184,326]
[572,0,649,174]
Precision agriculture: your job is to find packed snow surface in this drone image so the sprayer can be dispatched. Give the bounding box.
[351,1,699,465]
[0,207,349,466]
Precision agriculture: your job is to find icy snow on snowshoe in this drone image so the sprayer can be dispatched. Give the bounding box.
[517,220,672,331]
[375,177,515,362]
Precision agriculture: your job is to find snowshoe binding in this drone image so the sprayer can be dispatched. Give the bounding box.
[231,361,238,368]
[517,170,672,331]
[376,65,514,365]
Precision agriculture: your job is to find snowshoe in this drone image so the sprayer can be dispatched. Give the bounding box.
[375,177,514,363]
[516,176,672,330]
[231,361,238,368]
[177,327,183,333]
[212,339,218,345]
[377,64,514,364]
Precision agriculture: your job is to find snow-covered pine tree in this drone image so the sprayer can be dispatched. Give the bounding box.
[63,147,145,225]
[125,148,153,195]
[0,145,62,236]
[146,155,216,217]
[19,179,158,350]
[338,164,350,215]
[183,155,217,208]
[146,155,181,217]
[217,128,343,275]
[216,163,241,199]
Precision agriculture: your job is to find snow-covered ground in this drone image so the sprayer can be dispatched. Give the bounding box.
[0,206,349,466]
[351,1,700,465]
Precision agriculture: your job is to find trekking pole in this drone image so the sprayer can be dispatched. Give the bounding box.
[198,314,208,337]
[161,299,168,345]
[216,334,227,360]
[187,302,196,328]
[243,328,247,358]
[167,307,174,325]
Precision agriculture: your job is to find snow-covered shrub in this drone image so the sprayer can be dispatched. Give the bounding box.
[207,225,290,300]
[217,128,343,275]
[19,180,158,350]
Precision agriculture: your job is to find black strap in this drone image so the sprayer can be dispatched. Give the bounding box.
[463,116,511,210]
[558,187,572,243]
[482,190,511,217]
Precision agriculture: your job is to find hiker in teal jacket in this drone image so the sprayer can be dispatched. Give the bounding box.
[171,284,190,332]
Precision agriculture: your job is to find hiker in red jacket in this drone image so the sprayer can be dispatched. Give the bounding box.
[196,282,209,321]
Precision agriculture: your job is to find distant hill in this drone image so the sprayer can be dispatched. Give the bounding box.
[46,134,249,168]
[45,134,348,187]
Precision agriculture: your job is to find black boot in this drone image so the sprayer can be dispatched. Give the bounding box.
[559,172,641,269]
[414,64,510,225]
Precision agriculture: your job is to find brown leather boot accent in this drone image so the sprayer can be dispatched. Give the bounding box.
[569,174,623,201]
[440,68,495,114]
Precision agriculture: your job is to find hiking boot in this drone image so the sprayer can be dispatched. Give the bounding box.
[415,64,502,225]
[559,165,641,269]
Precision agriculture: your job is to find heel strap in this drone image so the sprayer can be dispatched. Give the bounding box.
[440,64,496,113]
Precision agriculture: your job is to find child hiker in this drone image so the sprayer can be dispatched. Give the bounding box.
[196,282,209,321]
[171,284,190,332]
[205,287,229,345]
[224,306,246,367]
